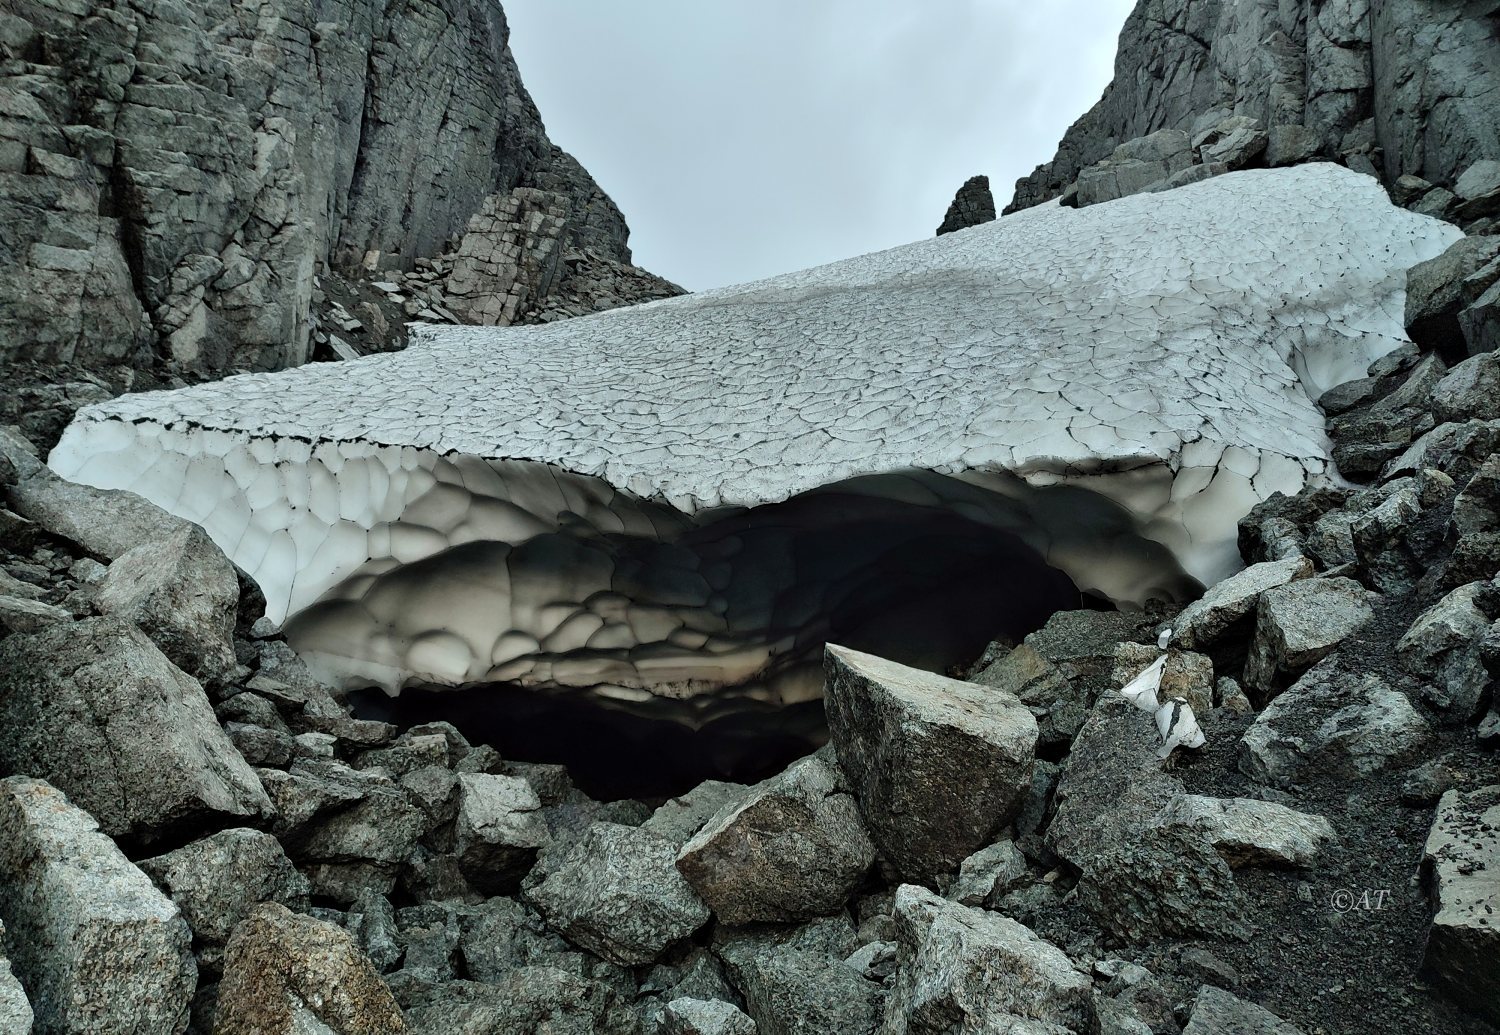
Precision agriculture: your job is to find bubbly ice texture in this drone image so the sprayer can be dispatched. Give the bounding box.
[50,164,1460,716]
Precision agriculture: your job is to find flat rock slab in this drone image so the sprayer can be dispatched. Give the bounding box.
[677,756,874,925]
[0,776,196,1035]
[1169,555,1313,650]
[1421,784,1500,1026]
[1183,986,1306,1034]
[1154,794,1337,868]
[0,617,270,843]
[825,644,1037,882]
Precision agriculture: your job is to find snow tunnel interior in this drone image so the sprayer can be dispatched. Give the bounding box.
[291,469,1199,797]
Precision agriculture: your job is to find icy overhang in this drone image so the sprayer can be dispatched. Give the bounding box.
[51,164,1459,712]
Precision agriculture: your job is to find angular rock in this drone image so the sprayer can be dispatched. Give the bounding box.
[644,780,751,848]
[7,471,191,561]
[139,828,310,974]
[0,617,269,842]
[1075,130,1194,207]
[1153,794,1337,868]
[1243,577,1375,695]
[948,839,1028,909]
[881,885,1092,1033]
[525,822,709,967]
[1432,352,1500,424]
[401,966,632,1034]
[0,594,69,634]
[936,175,996,236]
[453,773,547,895]
[663,998,757,1035]
[677,756,874,925]
[95,523,240,683]
[1461,279,1500,357]
[1182,986,1305,1034]
[1397,582,1492,721]
[1420,784,1500,1025]
[825,645,1037,882]
[1266,125,1322,167]
[1169,555,1313,651]
[1111,643,1214,714]
[214,902,403,1035]
[1240,659,1433,787]
[1195,115,1268,169]
[715,922,879,1035]
[0,777,196,1035]
[1078,826,1251,944]
[1454,159,1500,221]
[0,922,29,1035]
[1406,236,1500,357]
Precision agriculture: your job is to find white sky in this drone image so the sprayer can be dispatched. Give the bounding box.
[504,1,1134,290]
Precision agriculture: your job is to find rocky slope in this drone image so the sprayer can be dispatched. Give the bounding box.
[1004,0,1500,214]
[0,0,677,377]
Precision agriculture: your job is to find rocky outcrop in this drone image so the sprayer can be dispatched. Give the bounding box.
[1007,1,1500,214]
[935,175,996,235]
[0,0,659,376]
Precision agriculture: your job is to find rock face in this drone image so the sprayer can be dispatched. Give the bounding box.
[1420,785,1500,1026]
[0,777,197,1035]
[1007,0,1500,212]
[935,175,996,235]
[824,645,1037,882]
[1,0,649,375]
[676,756,874,925]
[0,617,270,843]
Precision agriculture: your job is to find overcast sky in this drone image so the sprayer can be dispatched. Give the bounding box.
[504,1,1134,291]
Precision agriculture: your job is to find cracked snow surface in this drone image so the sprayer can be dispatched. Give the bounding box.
[50,165,1459,714]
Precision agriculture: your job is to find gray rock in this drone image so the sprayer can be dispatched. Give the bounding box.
[1432,352,1500,424]
[1075,130,1194,207]
[214,902,403,1035]
[881,885,1092,1033]
[844,941,898,982]
[1406,237,1500,356]
[1239,659,1433,787]
[677,756,874,925]
[525,822,709,967]
[936,175,997,236]
[348,891,403,974]
[1454,159,1500,221]
[1420,784,1500,1025]
[1169,555,1313,650]
[663,998,757,1035]
[224,722,293,768]
[0,776,196,1035]
[825,644,1037,882]
[7,471,191,561]
[0,617,269,842]
[1265,125,1323,167]
[1182,986,1305,1034]
[1243,577,1375,695]
[1153,794,1337,868]
[1111,643,1214,714]
[139,828,310,974]
[948,839,1028,908]
[1146,162,1229,192]
[0,595,70,634]
[1397,582,1492,721]
[94,523,239,683]
[644,780,751,848]
[453,773,547,895]
[1461,279,1500,357]
[1195,115,1268,169]
[401,967,633,1034]
[0,921,30,1035]
[716,930,879,1035]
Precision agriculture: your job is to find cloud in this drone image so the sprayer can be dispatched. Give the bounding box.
[503,0,1133,290]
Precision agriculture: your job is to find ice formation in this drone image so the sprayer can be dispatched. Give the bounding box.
[51,164,1459,722]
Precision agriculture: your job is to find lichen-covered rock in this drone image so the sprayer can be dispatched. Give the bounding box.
[0,617,269,843]
[715,921,880,1035]
[881,885,1093,1033]
[935,175,996,235]
[95,523,240,683]
[139,828,310,974]
[643,780,752,848]
[0,921,29,1035]
[663,998,757,1035]
[1243,577,1375,695]
[1182,986,1305,1035]
[676,756,873,926]
[1397,582,1493,721]
[453,773,547,895]
[1420,784,1500,1026]
[1239,659,1433,787]
[525,823,708,967]
[214,902,404,1035]
[1078,826,1251,944]
[1153,794,1337,868]
[824,645,1037,882]
[7,470,191,561]
[947,839,1028,909]
[1168,555,1313,651]
[0,777,197,1035]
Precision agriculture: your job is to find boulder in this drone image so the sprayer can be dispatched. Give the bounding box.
[677,756,874,925]
[663,998,757,1035]
[1240,659,1433,787]
[1182,986,1305,1034]
[7,470,192,561]
[1242,577,1375,696]
[947,839,1028,908]
[139,828,310,974]
[1432,352,1500,424]
[453,773,547,895]
[0,777,197,1035]
[643,780,751,847]
[1420,784,1500,1025]
[1454,159,1500,221]
[0,594,69,634]
[1077,825,1251,944]
[1153,794,1336,868]
[0,922,30,1035]
[1265,125,1322,167]
[1194,115,1268,169]
[94,523,240,683]
[1405,236,1500,357]
[824,645,1037,882]
[1397,582,1492,721]
[1075,130,1194,207]
[1168,555,1313,650]
[1111,643,1214,714]
[1461,279,1500,357]
[881,885,1093,1033]
[525,822,709,967]
[714,919,879,1035]
[401,966,631,1034]
[214,902,404,1035]
[0,617,269,843]
[1447,459,1500,590]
